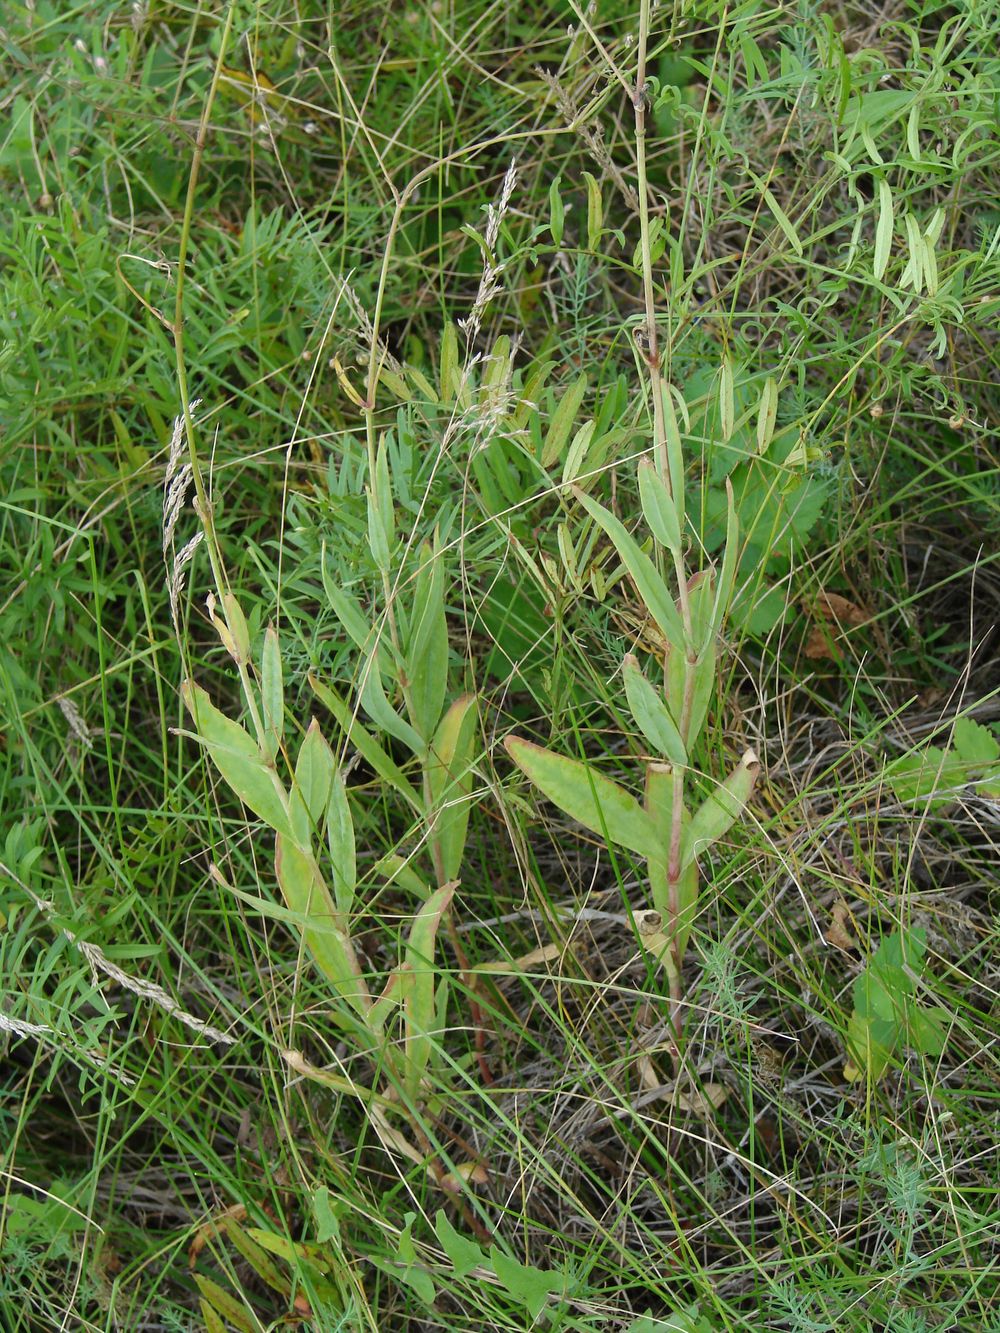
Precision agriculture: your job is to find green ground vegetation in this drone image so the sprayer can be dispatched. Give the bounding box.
[1,1,999,1329]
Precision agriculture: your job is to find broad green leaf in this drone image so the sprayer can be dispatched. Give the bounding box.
[844,1009,896,1082]
[576,490,686,653]
[181,681,293,839]
[908,1005,947,1056]
[583,170,603,250]
[489,1248,565,1320]
[274,835,370,1018]
[505,736,665,861]
[638,458,682,556]
[260,626,283,759]
[308,674,422,812]
[404,883,454,1097]
[312,1187,342,1245]
[194,1277,256,1333]
[622,655,686,765]
[293,720,336,829]
[223,1219,289,1297]
[406,543,448,741]
[952,717,1000,768]
[435,1210,484,1278]
[874,175,893,280]
[375,852,430,900]
[562,419,596,485]
[683,749,759,866]
[542,373,587,468]
[427,694,479,883]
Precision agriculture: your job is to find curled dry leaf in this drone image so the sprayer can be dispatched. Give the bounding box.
[803,592,872,660]
[825,899,858,952]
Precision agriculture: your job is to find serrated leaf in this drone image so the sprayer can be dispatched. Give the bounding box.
[435,1210,484,1278]
[638,458,682,555]
[576,490,686,653]
[952,717,1000,768]
[181,681,293,839]
[506,736,665,861]
[683,749,759,866]
[622,655,686,764]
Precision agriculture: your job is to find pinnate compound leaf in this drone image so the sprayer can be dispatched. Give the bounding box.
[182,681,293,839]
[506,736,665,862]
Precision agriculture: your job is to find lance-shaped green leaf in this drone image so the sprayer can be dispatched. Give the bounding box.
[260,626,284,761]
[367,434,395,572]
[665,572,717,747]
[637,458,682,556]
[403,883,454,1099]
[682,749,760,868]
[290,722,357,912]
[406,543,449,741]
[359,649,424,756]
[505,736,665,862]
[709,479,740,641]
[623,655,686,765]
[541,373,588,468]
[308,674,421,813]
[274,834,371,1019]
[661,384,686,522]
[575,490,685,653]
[427,694,479,884]
[321,554,373,653]
[181,680,293,839]
[582,170,603,250]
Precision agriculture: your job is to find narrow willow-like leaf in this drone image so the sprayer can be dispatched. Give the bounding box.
[660,384,686,522]
[505,736,665,861]
[439,321,459,402]
[359,649,424,756]
[542,373,587,468]
[321,554,372,653]
[622,655,686,764]
[427,694,479,884]
[710,479,740,640]
[874,175,893,280]
[406,543,448,741]
[562,420,596,485]
[637,458,682,556]
[683,749,760,867]
[260,626,284,759]
[274,834,370,1018]
[719,351,734,442]
[576,490,686,653]
[404,883,454,1098]
[582,170,602,250]
[756,376,778,453]
[308,674,421,812]
[752,171,803,256]
[182,681,293,839]
[326,767,356,915]
[548,175,565,247]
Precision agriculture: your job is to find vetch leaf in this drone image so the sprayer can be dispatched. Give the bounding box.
[505,736,665,862]
[182,681,293,839]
